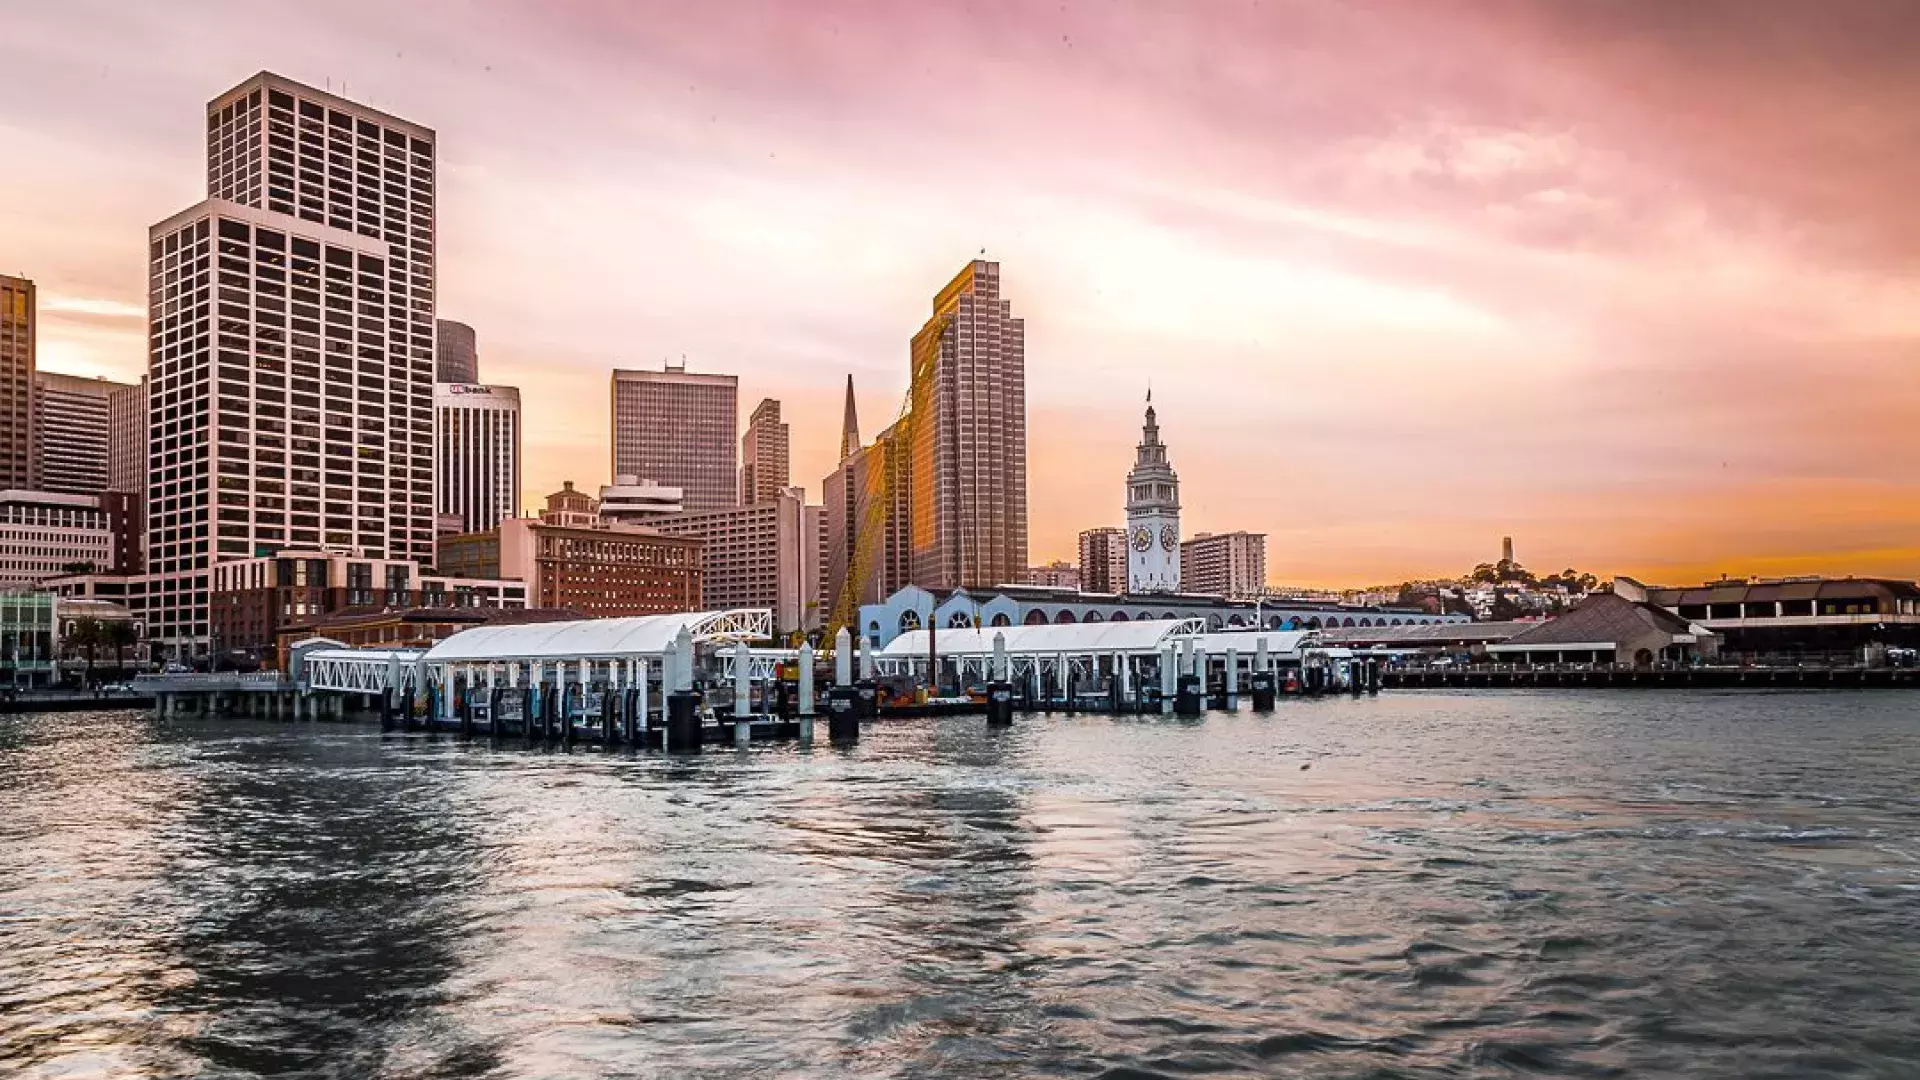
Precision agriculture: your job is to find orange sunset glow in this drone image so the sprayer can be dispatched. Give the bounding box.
[5,1,1917,587]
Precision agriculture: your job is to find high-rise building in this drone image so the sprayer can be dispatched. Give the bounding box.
[34,372,123,494]
[107,376,148,495]
[1181,531,1267,599]
[1078,526,1128,594]
[433,383,521,534]
[435,318,477,383]
[144,73,438,659]
[610,361,738,512]
[906,259,1027,590]
[1125,400,1181,593]
[739,397,789,505]
[0,275,36,490]
[651,486,824,634]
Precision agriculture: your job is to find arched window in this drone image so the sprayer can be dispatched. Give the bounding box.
[1342,617,1356,627]
[1269,615,1285,630]
[1084,611,1105,623]
[1024,609,1049,625]
[1110,611,1130,622]
[899,610,921,633]
[989,612,1012,627]
[1390,618,1403,627]
[1227,615,1246,627]
[1305,618,1322,629]
[1162,612,1178,621]
[1207,614,1224,630]
[1056,610,1078,625]
[947,612,974,629]
[1137,612,1154,622]
[1359,618,1373,628]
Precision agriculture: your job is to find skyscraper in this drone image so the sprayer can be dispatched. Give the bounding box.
[106,377,148,495]
[145,72,438,658]
[610,361,738,512]
[652,486,823,634]
[0,275,34,489]
[822,378,912,631]
[435,318,478,383]
[739,397,789,505]
[1125,400,1181,593]
[1078,526,1128,594]
[906,259,1027,590]
[433,383,521,534]
[33,373,121,494]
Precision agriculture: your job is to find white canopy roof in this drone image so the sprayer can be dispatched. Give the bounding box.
[881,618,1204,658]
[421,609,771,664]
[1186,630,1320,656]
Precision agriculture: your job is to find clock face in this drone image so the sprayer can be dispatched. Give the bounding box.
[1160,524,1178,550]
[1132,526,1153,551]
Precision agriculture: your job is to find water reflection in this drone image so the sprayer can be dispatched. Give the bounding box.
[3,693,1920,1078]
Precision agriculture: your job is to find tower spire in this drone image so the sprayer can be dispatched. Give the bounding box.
[839,373,861,461]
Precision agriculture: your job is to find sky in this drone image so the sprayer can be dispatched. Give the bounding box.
[3,0,1918,588]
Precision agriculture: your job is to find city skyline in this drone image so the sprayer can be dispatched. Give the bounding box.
[5,3,1919,587]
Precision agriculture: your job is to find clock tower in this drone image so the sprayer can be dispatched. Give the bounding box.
[1125,397,1181,594]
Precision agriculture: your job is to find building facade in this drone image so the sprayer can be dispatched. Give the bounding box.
[598,476,684,523]
[1022,560,1081,590]
[107,376,148,495]
[34,372,123,495]
[1126,401,1181,593]
[0,590,56,688]
[434,318,477,383]
[740,397,789,506]
[649,486,823,635]
[610,362,738,512]
[433,382,521,534]
[0,275,34,490]
[1181,531,1267,599]
[142,73,440,659]
[209,549,526,669]
[856,583,1464,650]
[0,490,116,586]
[1077,526,1127,595]
[905,260,1027,591]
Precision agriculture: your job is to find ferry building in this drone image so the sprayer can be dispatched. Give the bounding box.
[856,400,1461,648]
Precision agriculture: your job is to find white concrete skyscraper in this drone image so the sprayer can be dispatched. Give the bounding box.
[434,383,521,534]
[144,72,437,657]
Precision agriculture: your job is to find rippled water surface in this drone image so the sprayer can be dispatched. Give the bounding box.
[4,691,1920,1078]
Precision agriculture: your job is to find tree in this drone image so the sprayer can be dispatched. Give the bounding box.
[66,618,105,685]
[105,620,138,675]
[1470,563,1499,584]
[59,561,97,576]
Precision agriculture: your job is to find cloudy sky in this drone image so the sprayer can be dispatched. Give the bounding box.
[4,0,1917,586]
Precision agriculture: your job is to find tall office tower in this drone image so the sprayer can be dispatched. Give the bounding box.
[1078,526,1128,594]
[435,318,477,383]
[107,376,149,494]
[1125,400,1181,593]
[146,73,436,659]
[610,361,738,512]
[206,72,438,566]
[1180,530,1267,599]
[0,275,34,489]
[33,373,120,494]
[433,383,521,534]
[907,260,1027,590]
[739,397,789,505]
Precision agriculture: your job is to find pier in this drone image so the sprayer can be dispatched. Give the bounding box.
[1386,663,1920,690]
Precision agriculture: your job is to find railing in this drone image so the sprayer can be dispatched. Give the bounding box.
[131,672,290,691]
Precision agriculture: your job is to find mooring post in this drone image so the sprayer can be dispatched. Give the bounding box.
[733,639,753,747]
[798,642,816,743]
[855,632,877,719]
[1160,645,1177,715]
[635,657,650,745]
[986,631,1013,727]
[1225,648,1239,708]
